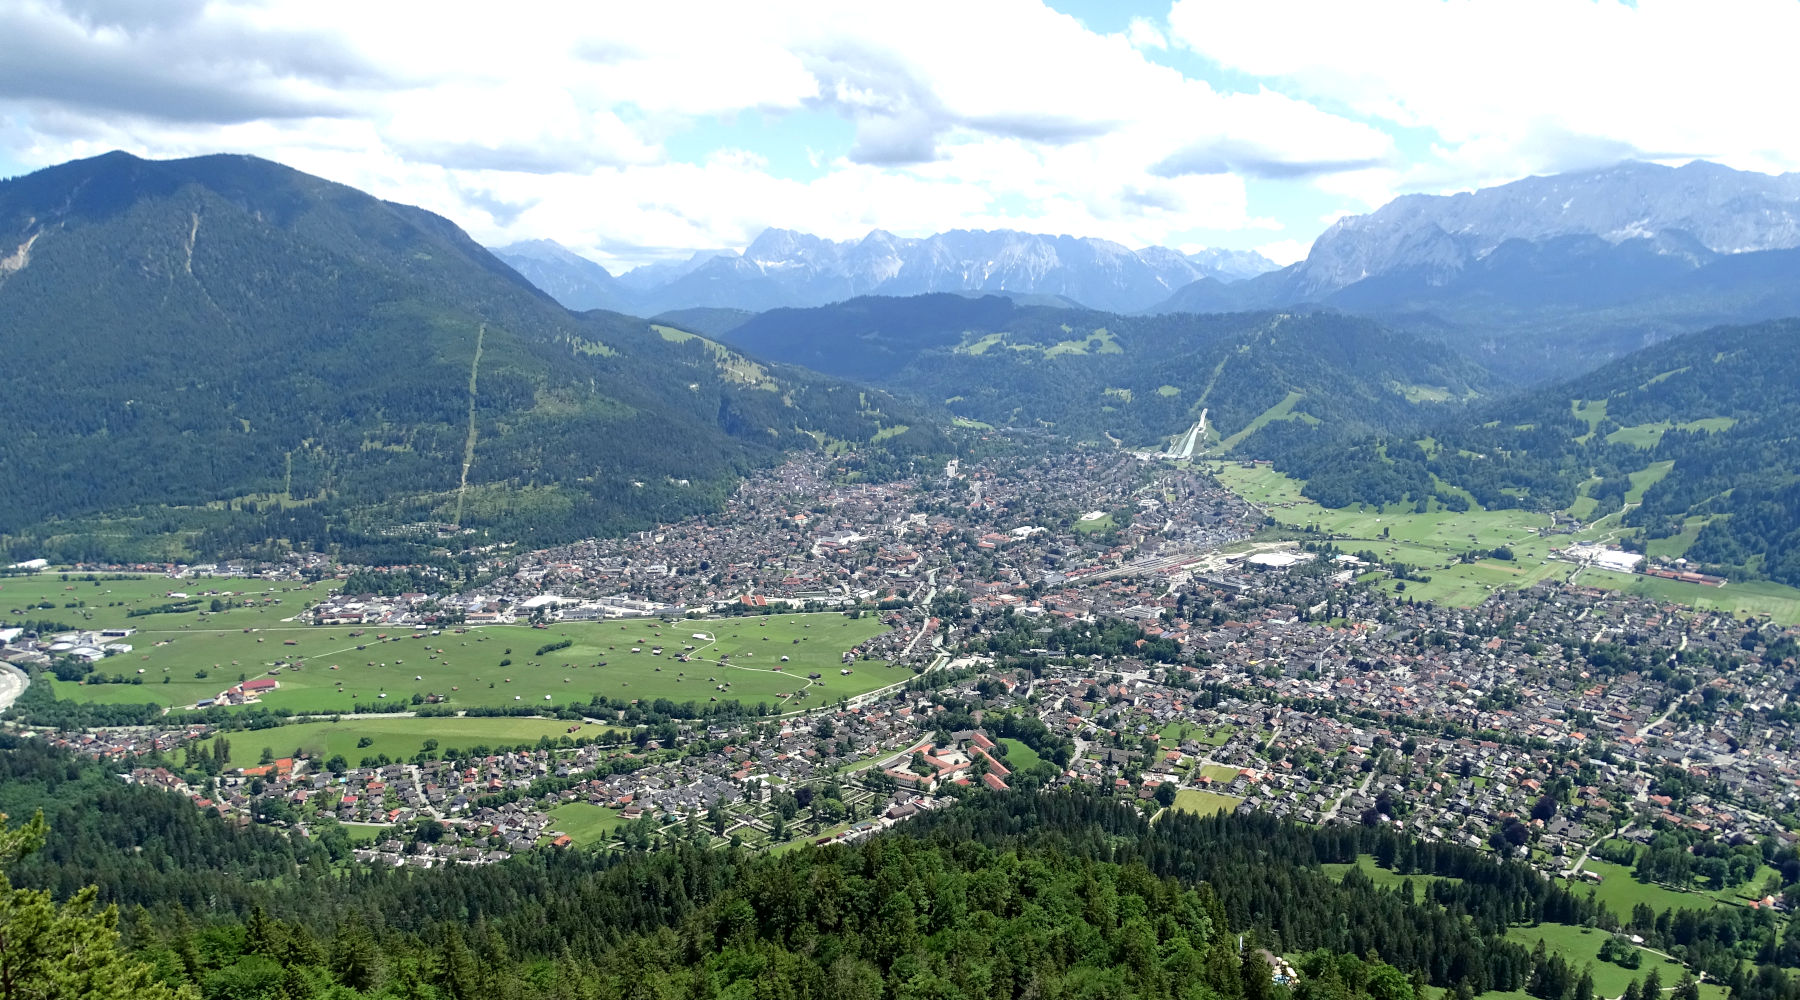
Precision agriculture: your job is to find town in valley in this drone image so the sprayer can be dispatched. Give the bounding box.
[8,440,1797,911]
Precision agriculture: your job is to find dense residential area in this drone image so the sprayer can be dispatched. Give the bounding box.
[12,448,1800,909]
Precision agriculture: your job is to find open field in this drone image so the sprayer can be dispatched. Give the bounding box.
[1159,721,1233,747]
[1576,571,1800,625]
[1607,419,1737,450]
[194,716,604,765]
[1171,788,1241,817]
[1214,464,1571,606]
[0,573,339,631]
[1643,517,1710,560]
[1073,513,1117,533]
[1216,390,1314,453]
[1626,461,1676,504]
[341,823,392,844]
[1214,463,1800,621]
[1319,854,1463,893]
[1196,725,1233,746]
[1502,922,1725,1000]
[1217,464,1553,553]
[1577,859,1781,916]
[546,802,629,846]
[1198,763,1243,783]
[999,737,1045,774]
[46,611,896,714]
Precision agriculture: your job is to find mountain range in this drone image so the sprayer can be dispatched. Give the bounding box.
[491,160,1800,383]
[491,230,1279,316]
[0,151,939,563]
[1148,160,1800,379]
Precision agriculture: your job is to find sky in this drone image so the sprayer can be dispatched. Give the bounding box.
[3,0,1797,272]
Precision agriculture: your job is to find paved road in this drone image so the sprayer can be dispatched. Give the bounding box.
[1639,700,1680,736]
[0,665,28,713]
[1321,766,1377,823]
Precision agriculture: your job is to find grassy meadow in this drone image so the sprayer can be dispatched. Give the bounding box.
[1214,464,1573,607]
[0,573,339,631]
[1171,788,1241,817]
[1319,853,1463,893]
[1212,464,1800,622]
[546,802,630,846]
[193,715,607,765]
[1500,922,1724,1000]
[13,574,897,715]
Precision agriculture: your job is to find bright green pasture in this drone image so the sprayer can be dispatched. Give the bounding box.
[1319,854,1463,893]
[1073,513,1117,533]
[1216,464,1549,552]
[1171,789,1241,817]
[194,716,602,765]
[1606,418,1737,450]
[533,613,894,708]
[999,738,1045,773]
[546,802,629,846]
[1502,922,1722,1000]
[1214,464,1572,606]
[340,823,392,845]
[51,611,895,714]
[1643,517,1710,559]
[0,573,339,631]
[1626,461,1676,504]
[1578,859,1783,915]
[1216,390,1314,452]
[1160,720,1233,748]
[1576,571,1800,625]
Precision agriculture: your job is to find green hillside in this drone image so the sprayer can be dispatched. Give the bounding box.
[1276,320,1800,586]
[0,152,941,562]
[723,295,1493,452]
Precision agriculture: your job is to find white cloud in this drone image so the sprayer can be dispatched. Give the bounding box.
[1125,16,1168,50]
[1310,167,1402,211]
[1254,239,1310,266]
[1168,0,1800,187]
[0,0,1399,265]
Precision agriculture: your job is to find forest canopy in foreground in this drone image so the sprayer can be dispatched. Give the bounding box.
[2,741,1795,1000]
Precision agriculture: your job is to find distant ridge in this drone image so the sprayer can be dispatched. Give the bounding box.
[492,230,1279,316]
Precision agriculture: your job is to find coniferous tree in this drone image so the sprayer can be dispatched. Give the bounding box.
[0,811,194,1000]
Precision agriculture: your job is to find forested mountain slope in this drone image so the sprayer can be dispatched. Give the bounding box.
[722,294,1493,453]
[0,152,941,562]
[1280,320,1800,585]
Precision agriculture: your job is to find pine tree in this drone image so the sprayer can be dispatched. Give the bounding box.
[244,905,281,960]
[328,917,382,993]
[0,811,194,1000]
